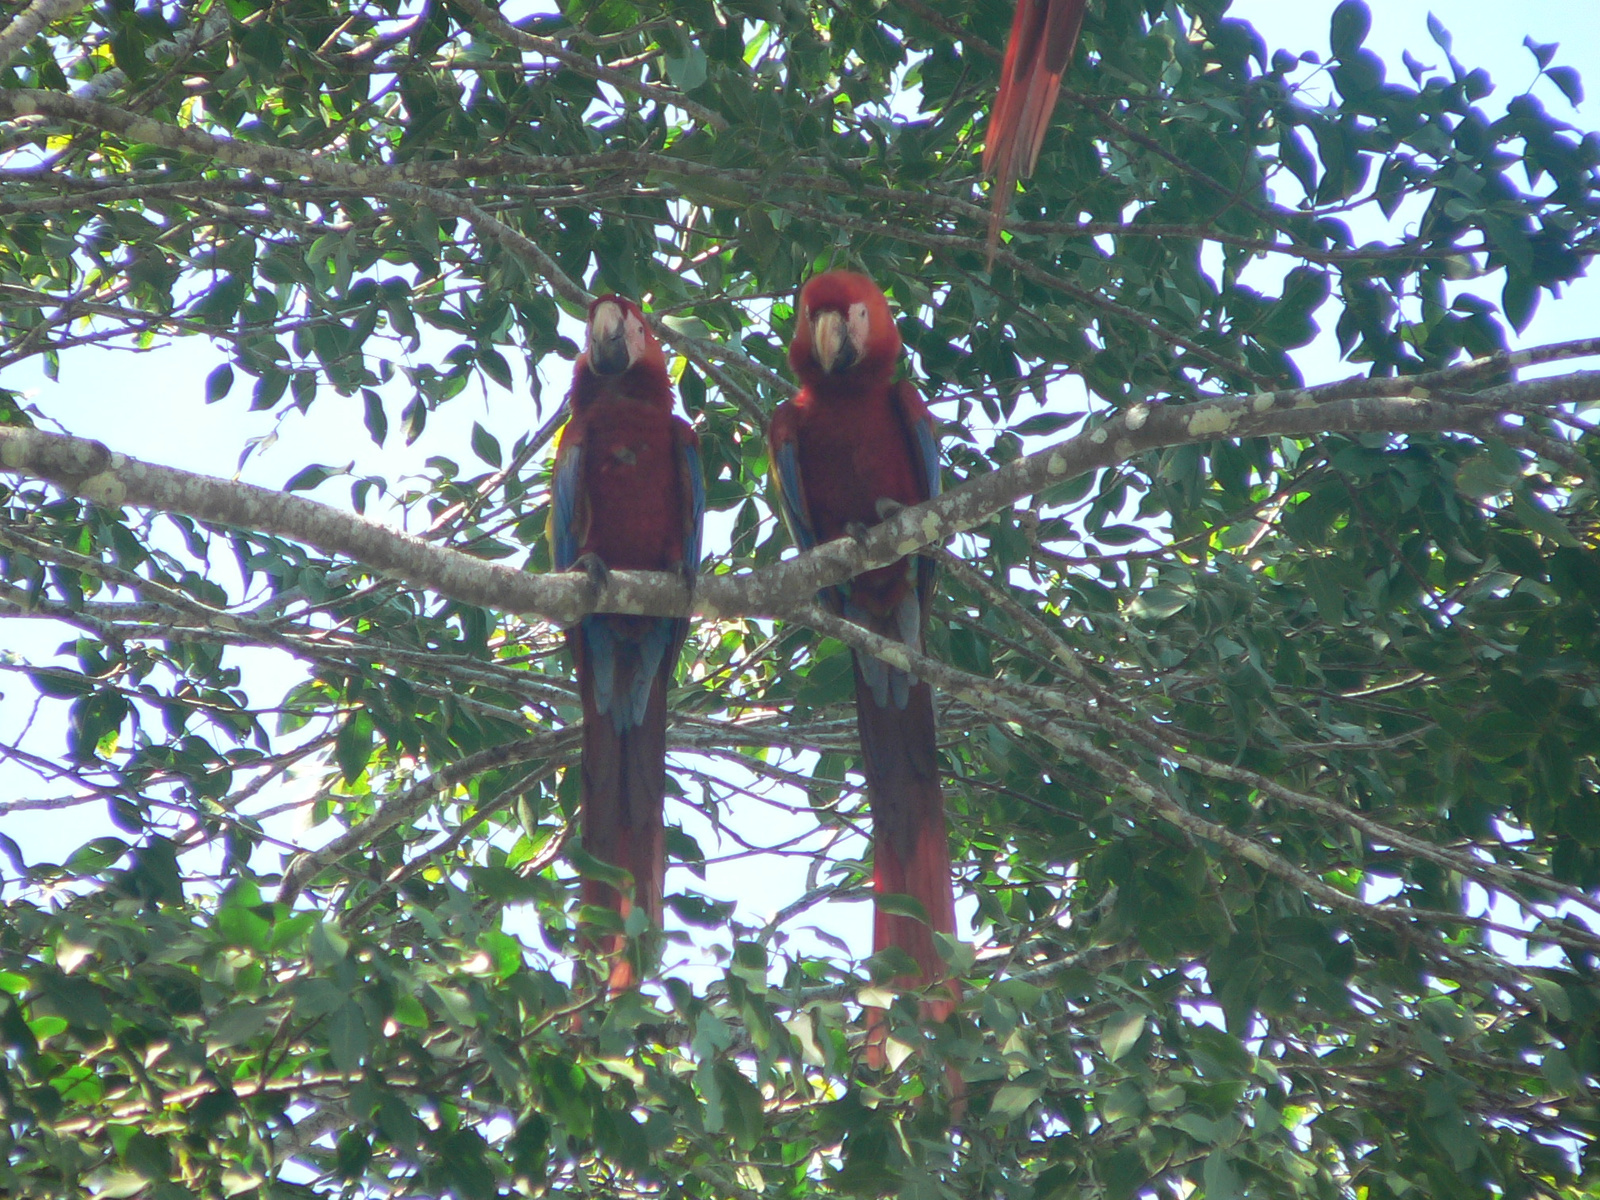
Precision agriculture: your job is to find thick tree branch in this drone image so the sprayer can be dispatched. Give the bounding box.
[3,359,1598,626]
[0,0,90,70]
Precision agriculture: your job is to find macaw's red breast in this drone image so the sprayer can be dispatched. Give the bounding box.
[776,271,936,620]
[570,403,696,573]
[782,390,925,615]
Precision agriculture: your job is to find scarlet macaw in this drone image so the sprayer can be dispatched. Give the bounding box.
[768,271,958,1059]
[983,0,1089,254]
[549,295,704,992]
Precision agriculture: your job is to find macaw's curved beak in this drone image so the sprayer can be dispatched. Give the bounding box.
[587,300,631,375]
[810,309,858,374]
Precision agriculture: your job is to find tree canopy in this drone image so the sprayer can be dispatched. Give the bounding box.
[2,0,1599,1196]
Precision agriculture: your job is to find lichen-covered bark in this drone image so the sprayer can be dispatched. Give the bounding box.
[5,351,1596,626]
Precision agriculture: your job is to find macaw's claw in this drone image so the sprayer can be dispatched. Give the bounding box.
[572,552,611,594]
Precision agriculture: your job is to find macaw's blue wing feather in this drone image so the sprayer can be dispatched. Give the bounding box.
[580,616,676,734]
[908,401,942,504]
[771,432,817,552]
[897,380,943,632]
[890,590,921,709]
[549,423,586,572]
[580,616,617,718]
[841,590,921,711]
[680,432,705,574]
[625,620,673,731]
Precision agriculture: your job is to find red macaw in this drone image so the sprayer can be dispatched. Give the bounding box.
[768,271,958,1062]
[983,0,1089,254]
[549,295,704,992]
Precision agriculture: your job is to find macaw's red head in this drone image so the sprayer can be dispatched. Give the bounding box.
[788,271,901,392]
[573,294,672,408]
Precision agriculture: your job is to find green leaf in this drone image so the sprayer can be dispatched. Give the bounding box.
[1547,65,1583,106]
[309,922,350,970]
[1467,711,1538,760]
[1329,0,1370,58]
[283,464,331,492]
[478,347,513,390]
[334,711,373,782]
[204,363,234,403]
[1528,976,1571,1022]
[215,902,271,952]
[30,669,93,698]
[1012,413,1081,436]
[1203,1151,1242,1200]
[989,1080,1042,1122]
[205,1002,272,1050]
[1512,494,1580,548]
[1523,37,1557,70]
[664,45,708,91]
[362,388,388,446]
[1426,12,1452,52]
[470,422,502,468]
[335,1130,372,1180]
[327,1001,368,1071]
[1454,452,1518,499]
[1541,1047,1579,1095]
[64,837,128,875]
[1130,586,1190,620]
[1099,1010,1147,1062]
[873,892,931,922]
[1300,558,1349,624]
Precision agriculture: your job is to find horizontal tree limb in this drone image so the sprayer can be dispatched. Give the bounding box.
[2,355,1597,625]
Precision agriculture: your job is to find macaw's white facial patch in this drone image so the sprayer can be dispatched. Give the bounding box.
[847,301,870,358]
[622,307,650,366]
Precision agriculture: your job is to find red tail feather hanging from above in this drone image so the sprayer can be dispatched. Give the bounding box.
[983,0,1089,258]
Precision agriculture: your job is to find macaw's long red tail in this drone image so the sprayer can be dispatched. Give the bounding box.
[852,656,960,1067]
[573,614,680,993]
[983,0,1089,259]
